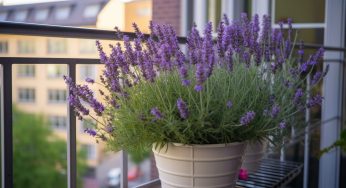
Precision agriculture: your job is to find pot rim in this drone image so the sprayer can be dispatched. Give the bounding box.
[154,142,246,148]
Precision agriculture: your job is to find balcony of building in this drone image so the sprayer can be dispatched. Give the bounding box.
[0,0,345,188]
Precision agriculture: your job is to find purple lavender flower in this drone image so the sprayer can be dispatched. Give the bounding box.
[151,107,163,119]
[270,104,280,118]
[194,85,203,92]
[182,80,191,86]
[240,111,256,126]
[96,41,108,64]
[226,100,233,109]
[298,41,304,64]
[300,62,308,73]
[85,128,97,137]
[311,71,322,85]
[217,21,225,57]
[177,98,188,119]
[223,14,230,26]
[307,94,323,108]
[279,121,286,129]
[195,63,206,88]
[294,88,304,104]
[85,78,94,84]
[243,51,251,67]
[179,64,188,80]
[105,125,114,133]
[284,80,292,88]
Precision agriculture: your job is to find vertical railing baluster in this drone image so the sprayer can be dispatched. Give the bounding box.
[67,63,77,188]
[2,63,13,188]
[121,150,128,188]
[303,73,311,188]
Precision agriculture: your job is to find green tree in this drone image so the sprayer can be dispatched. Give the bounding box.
[13,108,87,188]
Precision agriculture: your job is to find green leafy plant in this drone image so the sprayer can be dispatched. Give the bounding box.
[64,14,326,155]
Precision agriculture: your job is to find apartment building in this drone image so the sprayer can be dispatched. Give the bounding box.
[0,0,152,168]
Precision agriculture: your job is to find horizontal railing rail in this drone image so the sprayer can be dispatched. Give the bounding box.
[0,21,345,188]
[1,21,346,52]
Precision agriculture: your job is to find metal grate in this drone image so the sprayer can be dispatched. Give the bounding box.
[136,158,303,188]
[237,159,303,188]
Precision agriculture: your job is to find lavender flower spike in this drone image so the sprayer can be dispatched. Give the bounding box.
[279,121,286,129]
[226,100,233,109]
[85,128,97,137]
[240,111,256,126]
[311,71,322,85]
[177,98,189,119]
[270,104,280,118]
[293,88,304,104]
[151,107,163,119]
[85,78,95,84]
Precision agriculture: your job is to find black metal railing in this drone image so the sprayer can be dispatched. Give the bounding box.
[0,21,345,188]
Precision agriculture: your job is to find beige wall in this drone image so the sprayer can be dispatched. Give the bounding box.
[125,0,152,33]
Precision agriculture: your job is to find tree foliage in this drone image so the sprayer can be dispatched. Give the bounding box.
[13,108,87,188]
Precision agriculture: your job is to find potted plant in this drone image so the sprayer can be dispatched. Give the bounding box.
[64,13,326,188]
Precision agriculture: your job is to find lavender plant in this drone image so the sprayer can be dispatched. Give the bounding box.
[64,14,327,153]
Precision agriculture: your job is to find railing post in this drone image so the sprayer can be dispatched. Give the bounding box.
[67,63,77,188]
[1,64,13,188]
[121,150,128,188]
[303,74,311,188]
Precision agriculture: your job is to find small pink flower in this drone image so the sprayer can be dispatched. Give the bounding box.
[238,168,248,180]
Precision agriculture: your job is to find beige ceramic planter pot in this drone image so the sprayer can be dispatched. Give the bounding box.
[153,142,247,188]
[241,140,268,173]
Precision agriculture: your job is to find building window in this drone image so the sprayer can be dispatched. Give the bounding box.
[49,115,67,130]
[14,10,28,22]
[79,65,96,81]
[83,4,101,18]
[55,6,71,20]
[47,38,67,54]
[18,88,35,103]
[0,41,8,54]
[17,40,35,54]
[79,40,97,54]
[35,8,50,21]
[48,89,67,103]
[47,65,67,78]
[82,144,97,160]
[0,12,7,21]
[17,65,35,77]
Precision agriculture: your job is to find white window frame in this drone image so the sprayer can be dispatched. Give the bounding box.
[82,144,97,160]
[17,40,35,54]
[14,10,28,22]
[0,40,8,54]
[271,0,325,29]
[79,65,96,81]
[47,38,67,54]
[49,115,67,130]
[47,65,67,79]
[55,6,71,20]
[17,65,35,78]
[18,88,35,103]
[0,12,7,21]
[35,8,50,21]
[79,40,97,54]
[83,4,101,18]
[48,89,67,103]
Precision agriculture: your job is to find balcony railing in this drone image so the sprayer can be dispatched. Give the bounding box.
[0,21,345,188]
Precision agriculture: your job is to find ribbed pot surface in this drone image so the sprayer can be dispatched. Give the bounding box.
[153,142,246,188]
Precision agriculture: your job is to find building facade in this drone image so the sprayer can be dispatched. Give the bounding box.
[0,0,152,183]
